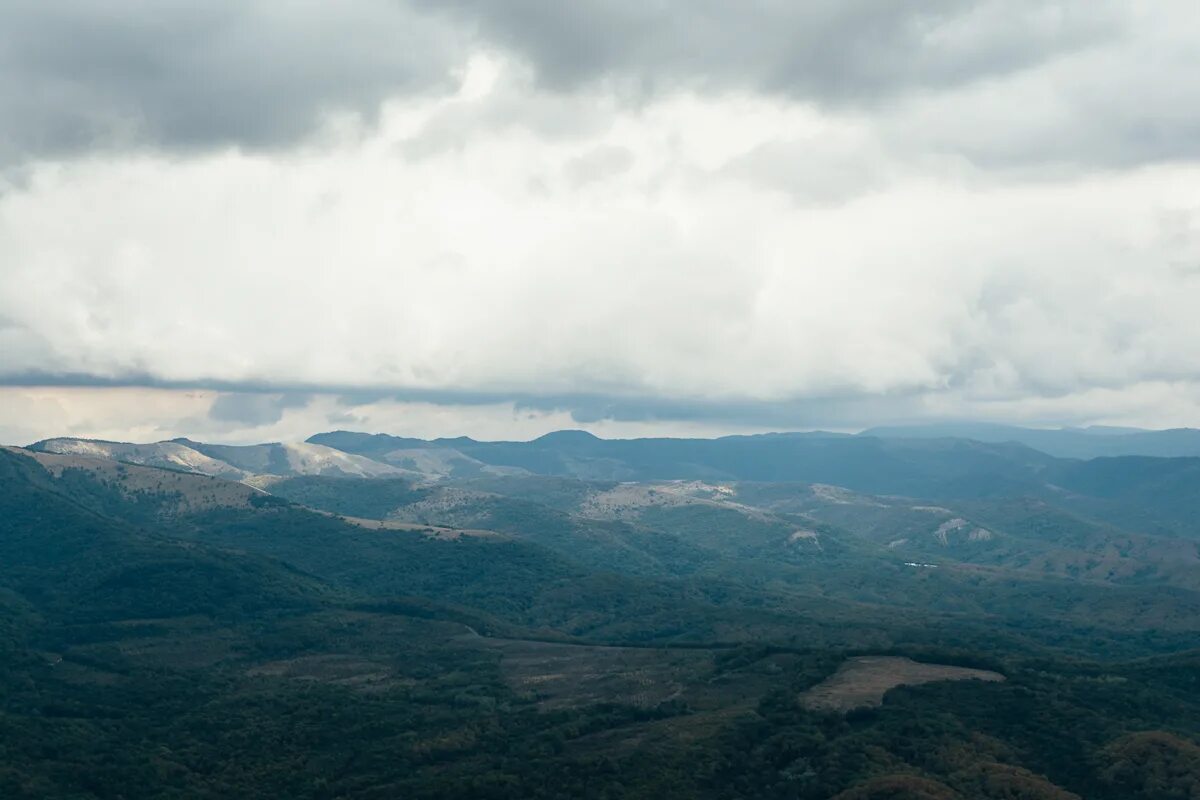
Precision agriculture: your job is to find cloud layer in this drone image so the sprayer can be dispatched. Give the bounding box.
[2,2,1199,440]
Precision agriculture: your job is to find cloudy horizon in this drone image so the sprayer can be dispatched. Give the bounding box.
[3,1,1199,445]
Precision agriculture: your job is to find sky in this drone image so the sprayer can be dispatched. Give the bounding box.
[2,1,1199,444]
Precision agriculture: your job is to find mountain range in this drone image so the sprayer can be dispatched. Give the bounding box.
[31,423,1200,484]
[5,424,1200,798]
[26,428,1200,535]
[861,422,1200,459]
[27,423,1200,479]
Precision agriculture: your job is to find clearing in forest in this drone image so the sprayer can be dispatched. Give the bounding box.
[800,655,1004,711]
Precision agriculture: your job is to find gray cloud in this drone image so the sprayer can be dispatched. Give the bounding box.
[0,0,464,164]
[0,373,1186,436]
[563,145,634,188]
[883,25,1200,169]
[428,0,1120,102]
[208,392,311,427]
[0,372,940,431]
[4,0,1195,172]
[427,0,1200,170]
[720,137,890,205]
[397,68,613,160]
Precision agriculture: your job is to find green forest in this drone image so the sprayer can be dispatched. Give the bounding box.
[2,444,1199,799]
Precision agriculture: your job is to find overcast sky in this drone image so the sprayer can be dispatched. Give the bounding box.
[3,1,1199,444]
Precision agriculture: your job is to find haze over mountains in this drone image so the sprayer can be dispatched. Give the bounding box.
[861,423,1200,460]
[29,422,1200,494]
[22,424,1200,579]
[32,421,1200,470]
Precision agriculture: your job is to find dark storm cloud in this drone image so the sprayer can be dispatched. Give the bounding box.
[426,1,1200,169]
[513,393,934,432]
[1,0,1135,168]
[426,0,1119,102]
[0,0,463,164]
[0,369,928,431]
[328,389,944,432]
[5,0,1198,172]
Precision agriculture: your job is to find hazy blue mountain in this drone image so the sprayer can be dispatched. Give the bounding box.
[308,429,1058,497]
[1044,456,1200,537]
[862,423,1200,459]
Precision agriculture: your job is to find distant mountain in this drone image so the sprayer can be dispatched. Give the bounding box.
[301,430,529,479]
[304,429,1200,540]
[173,438,412,478]
[22,429,1200,540]
[861,423,1200,459]
[1045,455,1200,538]
[27,436,414,480]
[26,437,248,479]
[309,429,1057,497]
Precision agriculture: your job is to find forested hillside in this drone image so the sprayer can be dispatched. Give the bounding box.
[2,440,1199,798]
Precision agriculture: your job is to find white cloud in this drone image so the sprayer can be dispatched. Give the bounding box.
[2,10,1200,439]
[884,5,1200,169]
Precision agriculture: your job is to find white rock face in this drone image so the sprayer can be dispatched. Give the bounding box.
[31,437,417,480]
[379,447,526,478]
[280,442,410,477]
[33,438,246,479]
[932,517,993,545]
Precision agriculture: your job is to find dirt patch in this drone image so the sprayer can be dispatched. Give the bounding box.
[387,487,496,520]
[811,484,884,507]
[335,515,502,540]
[578,481,773,522]
[579,483,708,520]
[800,656,1004,712]
[481,638,711,709]
[932,517,993,545]
[248,654,407,692]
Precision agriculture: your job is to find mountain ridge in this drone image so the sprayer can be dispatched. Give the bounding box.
[861,423,1200,459]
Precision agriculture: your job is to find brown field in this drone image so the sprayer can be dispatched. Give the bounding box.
[800,656,1004,712]
[247,654,407,691]
[334,515,503,540]
[480,638,712,709]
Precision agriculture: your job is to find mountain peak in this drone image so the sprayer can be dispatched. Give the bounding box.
[533,429,601,445]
